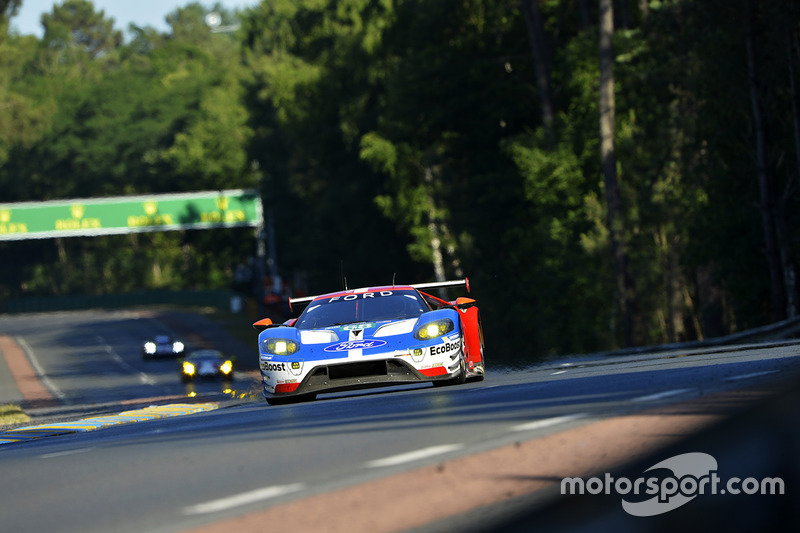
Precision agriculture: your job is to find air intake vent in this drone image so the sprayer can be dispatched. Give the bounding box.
[329,361,387,380]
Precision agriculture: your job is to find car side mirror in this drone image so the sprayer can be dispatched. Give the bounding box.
[455,297,475,309]
[253,318,274,331]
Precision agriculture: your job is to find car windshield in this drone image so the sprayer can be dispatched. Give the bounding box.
[295,289,429,330]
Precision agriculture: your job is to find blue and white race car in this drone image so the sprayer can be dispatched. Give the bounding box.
[253,279,485,404]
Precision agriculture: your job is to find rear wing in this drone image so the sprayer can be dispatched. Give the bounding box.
[289,278,470,312]
[410,278,470,294]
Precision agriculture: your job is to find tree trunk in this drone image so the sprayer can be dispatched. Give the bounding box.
[520,0,555,132]
[744,0,786,322]
[617,0,630,30]
[599,0,635,346]
[424,166,447,298]
[783,23,800,317]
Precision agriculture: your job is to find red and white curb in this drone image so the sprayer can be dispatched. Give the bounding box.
[0,403,218,445]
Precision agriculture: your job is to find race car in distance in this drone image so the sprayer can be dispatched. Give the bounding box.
[253,278,485,405]
[180,349,234,383]
[142,335,185,360]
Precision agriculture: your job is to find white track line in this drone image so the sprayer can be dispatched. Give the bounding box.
[511,413,586,432]
[15,336,69,404]
[632,388,691,402]
[366,444,465,468]
[724,370,779,381]
[183,483,305,515]
[40,448,95,459]
[98,336,156,386]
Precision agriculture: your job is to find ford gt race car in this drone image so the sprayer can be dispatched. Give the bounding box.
[253,279,484,404]
[180,349,234,383]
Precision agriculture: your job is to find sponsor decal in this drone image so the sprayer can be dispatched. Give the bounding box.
[262,362,287,372]
[340,322,376,331]
[430,341,460,356]
[324,339,388,353]
[329,291,393,302]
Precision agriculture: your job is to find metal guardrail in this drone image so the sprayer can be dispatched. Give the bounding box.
[593,316,800,357]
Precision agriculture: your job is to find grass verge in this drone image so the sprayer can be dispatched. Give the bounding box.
[0,404,30,426]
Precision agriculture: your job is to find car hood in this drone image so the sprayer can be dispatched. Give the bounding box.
[259,309,458,361]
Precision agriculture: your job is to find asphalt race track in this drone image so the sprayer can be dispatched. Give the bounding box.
[0,310,798,533]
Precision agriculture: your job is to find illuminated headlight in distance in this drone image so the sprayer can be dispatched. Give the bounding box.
[144,342,156,354]
[262,338,299,355]
[182,362,196,375]
[220,360,233,374]
[414,319,454,340]
[172,341,185,353]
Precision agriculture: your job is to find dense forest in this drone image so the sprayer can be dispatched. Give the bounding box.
[1,0,799,361]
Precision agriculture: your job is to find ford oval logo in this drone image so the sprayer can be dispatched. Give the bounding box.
[324,340,388,353]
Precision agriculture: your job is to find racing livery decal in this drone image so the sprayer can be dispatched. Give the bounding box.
[324,340,388,353]
[328,291,393,302]
[430,340,461,356]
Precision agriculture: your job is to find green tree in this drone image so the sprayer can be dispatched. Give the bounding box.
[41,0,122,60]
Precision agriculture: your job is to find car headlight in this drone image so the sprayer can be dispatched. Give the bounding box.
[182,362,195,375]
[414,319,454,340]
[262,338,299,355]
[173,341,185,353]
[144,342,156,354]
[220,360,233,374]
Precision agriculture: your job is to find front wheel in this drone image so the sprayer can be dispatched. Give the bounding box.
[468,336,486,382]
[433,351,467,387]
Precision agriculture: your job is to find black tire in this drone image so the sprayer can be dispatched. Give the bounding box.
[433,351,467,387]
[468,334,486,382]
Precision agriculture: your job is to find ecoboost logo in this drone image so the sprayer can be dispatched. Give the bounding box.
[561,452,784,517]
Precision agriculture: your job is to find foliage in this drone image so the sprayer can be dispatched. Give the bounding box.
[1,0,799,362]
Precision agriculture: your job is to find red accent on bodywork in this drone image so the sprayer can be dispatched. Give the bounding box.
[460,306,483,369]
[275,383,300,394]
[418,291,451,308]
[420,366,448,377]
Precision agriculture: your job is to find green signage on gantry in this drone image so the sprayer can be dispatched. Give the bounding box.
[0,190,262,241]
